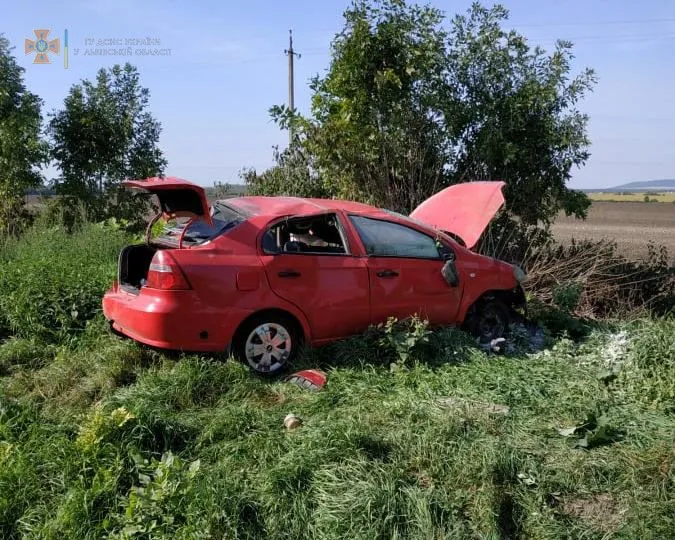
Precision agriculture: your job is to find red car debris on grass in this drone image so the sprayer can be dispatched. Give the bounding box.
[102,177,527,375]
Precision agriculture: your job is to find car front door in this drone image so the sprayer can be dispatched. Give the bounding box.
[347,215,463,326]
[260,212,371,342]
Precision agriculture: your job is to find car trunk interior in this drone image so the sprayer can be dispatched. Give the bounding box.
[119,244,160,293]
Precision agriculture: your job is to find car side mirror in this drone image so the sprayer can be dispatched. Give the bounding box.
[438,245,455,262]
[441,259,459,287]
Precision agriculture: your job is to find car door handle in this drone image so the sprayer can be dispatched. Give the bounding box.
[278,270,301,278]
[376,269,399,278]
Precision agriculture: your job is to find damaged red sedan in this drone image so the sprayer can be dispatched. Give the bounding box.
[102,178,526,375]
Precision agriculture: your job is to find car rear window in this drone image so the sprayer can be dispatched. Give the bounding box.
[158,202,244,245]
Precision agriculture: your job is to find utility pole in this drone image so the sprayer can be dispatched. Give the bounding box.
[284,29,300,145]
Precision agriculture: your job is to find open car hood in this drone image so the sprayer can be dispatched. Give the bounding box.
[410,181,505,249]
[123,177,213,225]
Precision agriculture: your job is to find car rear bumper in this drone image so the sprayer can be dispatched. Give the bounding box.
[102,284,250,352]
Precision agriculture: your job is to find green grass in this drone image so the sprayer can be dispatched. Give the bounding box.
[1,220,673,538]
[1,315,673,539]
[0,220,131,343]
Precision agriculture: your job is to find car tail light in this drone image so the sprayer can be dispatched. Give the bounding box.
[145,251,192,290]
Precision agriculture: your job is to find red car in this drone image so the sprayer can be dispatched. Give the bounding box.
[103,178,526,375]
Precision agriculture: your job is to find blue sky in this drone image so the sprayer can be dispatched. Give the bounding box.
[5,0,675,188]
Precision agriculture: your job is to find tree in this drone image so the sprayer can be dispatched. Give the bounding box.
[243,143,331,198]
[209,181,232,199]
[249,0,595,230]
[443,3,594,226]
[48,63,167,228]
[0,35,48,236]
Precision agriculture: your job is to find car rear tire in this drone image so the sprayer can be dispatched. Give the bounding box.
[232,313,300,376]
[464,299,512,344]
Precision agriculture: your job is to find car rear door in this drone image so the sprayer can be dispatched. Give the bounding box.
[347,215,463,326]
[259,212,371,342]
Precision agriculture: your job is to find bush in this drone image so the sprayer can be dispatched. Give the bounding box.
[524,239,674,318]
[475,213,552,264]
[0,220,131,343]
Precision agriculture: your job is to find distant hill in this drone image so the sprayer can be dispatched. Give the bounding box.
[585,179,675,192]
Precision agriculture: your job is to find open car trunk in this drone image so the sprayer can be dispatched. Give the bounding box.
[117,215,245,294]
[118,244,161,293]
[116,177,210,294]
[116,177,247,294]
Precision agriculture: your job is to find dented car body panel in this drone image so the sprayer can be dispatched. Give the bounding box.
[102,178,522,359]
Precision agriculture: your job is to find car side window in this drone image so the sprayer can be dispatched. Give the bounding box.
[262,213,349,255]
[349,216,440,259]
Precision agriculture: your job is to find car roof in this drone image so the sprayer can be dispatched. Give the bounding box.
[219,196,392,220]
[216,195,464,247]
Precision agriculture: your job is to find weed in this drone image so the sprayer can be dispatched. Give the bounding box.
[0,220,130,343]
[377,315,431,366]
[552,281,584,313]
[107,451,201,539]
[0,221,673,537]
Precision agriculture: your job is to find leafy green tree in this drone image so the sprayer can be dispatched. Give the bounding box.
[0,35,48,236]
[209,181,232,199]
[444,3,594,225]
[249,0,595,230]
[48,63,167,229]
[243,144,331,198]
[206,181,248,199]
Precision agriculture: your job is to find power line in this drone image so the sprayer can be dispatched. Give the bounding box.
[118,24,675,76]
[135,54,281,73]
[510,17,675,28]
[530,32,675,43]
[305,17,675,35]
[135,48,323,74]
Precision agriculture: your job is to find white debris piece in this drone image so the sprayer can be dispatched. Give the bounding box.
[283,413,302,430]
[477,323,546,355]
[602,330,629,368]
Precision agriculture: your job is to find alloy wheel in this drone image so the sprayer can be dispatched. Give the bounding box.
[244,322,292,374]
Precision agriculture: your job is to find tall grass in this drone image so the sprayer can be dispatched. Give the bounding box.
[1,318,673,538]
[0,219,131,343]
[0,219,673,538]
